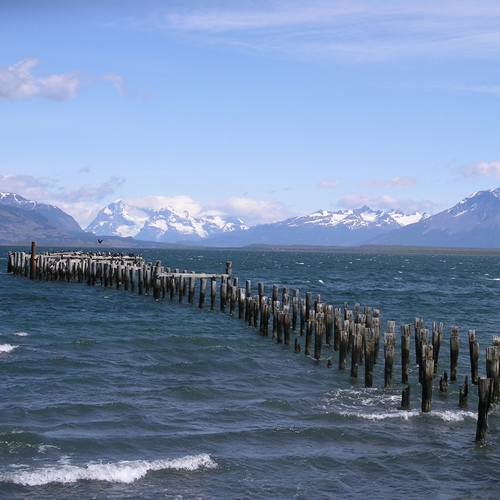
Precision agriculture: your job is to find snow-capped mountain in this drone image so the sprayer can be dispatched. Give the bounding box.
[368,188,500,248]
[86,201,248,243]
[0,192,83,234]
[207,206,428,247]
[86,201,151,238]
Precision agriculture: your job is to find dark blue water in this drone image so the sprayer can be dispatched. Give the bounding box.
[1,249,499,499]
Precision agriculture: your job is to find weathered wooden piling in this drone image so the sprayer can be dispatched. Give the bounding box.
[439,371,448,393]
[401,385,411,410]
[485,346,500,405]
[414,317,423,364]
[475,377,494,442]
[29,242,37,280]
[188,273,195,305]
[284,311,291,345]
[421,344,434,412]
[300,300,306,336]
[384,326,396,390]
[432,321,443,374]
[305,318,314,356]
[199,278,206,308]
[418,328,429,384]
[468,330,479,385]
[401,324,411,384]
[372,310,380,363]
[245,280,251,320]
[350,325,363,379]
[258,282,264,305]
[253,294,260,327]
[364,328,375,388]
[210,277,217,310]
[272,285,279,313]
[238,287,245,319]
[339,327,349,370]
[276,310,283,344]
[333,308,341,352]
[292,289,299,331]
[459,376,468,408]
[314,313,324,360]
[450,327,459,382]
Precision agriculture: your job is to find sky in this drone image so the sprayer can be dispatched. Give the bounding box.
[1,0,500,228]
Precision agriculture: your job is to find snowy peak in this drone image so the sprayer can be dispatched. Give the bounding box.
[86,201,247,243]
[280,207,426,231]
[87,201,150,238]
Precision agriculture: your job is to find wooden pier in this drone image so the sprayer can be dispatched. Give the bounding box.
[7,243,499,442]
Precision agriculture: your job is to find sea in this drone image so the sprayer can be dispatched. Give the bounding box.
[0,247,499,499]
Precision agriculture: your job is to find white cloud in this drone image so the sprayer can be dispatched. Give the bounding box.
[102,73,127,96]
[0,59,127,101]
[455,84,500,94]
[207,197,293,225]
[453,160,500,178]
[56,177,125,203]
[0,58,79,101]
[359,176,416,188]
[338,192,437,213]
[56,201,106,227]
[123,195,204,216]
[317,179,340,189]
[157,1,500,62]
[0,174,54,199]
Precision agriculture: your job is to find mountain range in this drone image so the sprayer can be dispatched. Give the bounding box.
[2,188,500,249]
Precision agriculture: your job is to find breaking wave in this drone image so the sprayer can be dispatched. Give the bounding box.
[1,453,217,486]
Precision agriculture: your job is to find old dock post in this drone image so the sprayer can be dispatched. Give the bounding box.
[401,324,411,384]
[384,322,396,390]
[468,330,479,385]
[29,241,37,280]
[476,377,494,442]
[450,326,459,382]
[421,344,434,412]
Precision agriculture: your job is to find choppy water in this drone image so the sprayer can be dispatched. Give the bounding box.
[1,248,499,499]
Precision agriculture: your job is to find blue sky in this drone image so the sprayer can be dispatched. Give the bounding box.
[1,0,500,227]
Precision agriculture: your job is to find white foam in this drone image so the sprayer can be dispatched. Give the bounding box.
[2,453,217,486]
[14,332,28,337]
[433,410,476,422]
[340,409,420,421]
[0,344,18,353]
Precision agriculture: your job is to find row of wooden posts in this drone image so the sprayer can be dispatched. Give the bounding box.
[7,244,499,442]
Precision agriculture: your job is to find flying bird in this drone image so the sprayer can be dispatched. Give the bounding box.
[98,239,103,244]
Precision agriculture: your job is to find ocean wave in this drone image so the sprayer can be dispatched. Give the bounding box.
[0,344,18,353]
[432,410,477,422]
[13,332,28,337]
[340,409,420,421]
[1,453,217,486]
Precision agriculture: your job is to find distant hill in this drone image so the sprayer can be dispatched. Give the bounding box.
[368,188,500,248]
[0,192,83,235]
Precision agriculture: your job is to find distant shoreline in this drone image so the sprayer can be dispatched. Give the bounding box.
[3,243,500,256]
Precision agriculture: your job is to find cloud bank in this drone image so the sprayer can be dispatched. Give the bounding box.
[158,0,500,62]
[338,192,436,213]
